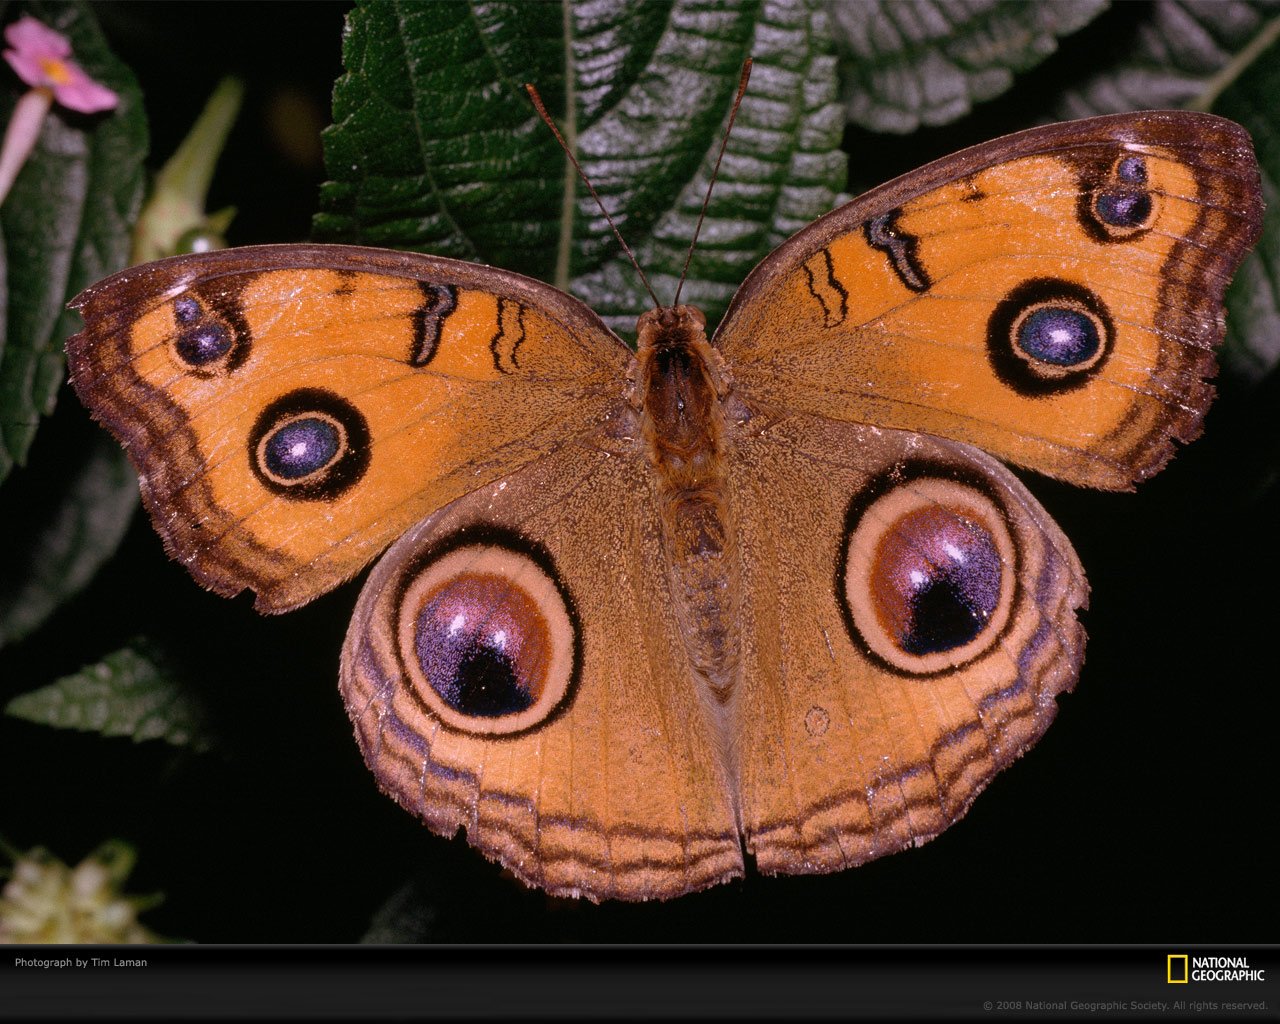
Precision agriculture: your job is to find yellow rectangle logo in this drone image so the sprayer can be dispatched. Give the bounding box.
[1168,954,1189,984]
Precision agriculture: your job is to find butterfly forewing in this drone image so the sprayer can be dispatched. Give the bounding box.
[68,245,629,611]
[714,111,1263,489]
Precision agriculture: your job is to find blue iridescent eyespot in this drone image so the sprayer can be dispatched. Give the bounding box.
[175,323,232,366]
[987,278,1113,394]
[875,505,1004,656]
[248,388,371,502]
[173,295,201,324]
[170,294,243,371]
[836,468,1018,676]
[263,417,342,480]
[1076,153,1156,243]
[1094,190,1152,229]
[1116,156,1147,183]
[1015,307,1101,367]
[393,533,581,736]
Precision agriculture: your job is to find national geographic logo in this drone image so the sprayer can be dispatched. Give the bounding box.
[1168,954,1266,983]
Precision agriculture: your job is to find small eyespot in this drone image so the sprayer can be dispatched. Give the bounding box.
[168,294,243,372]
[1094,190,1152,229]
[248,389,370,501]
[804,705,830,738]
[173,296,201,324]
[175,322,232,366]
[987,278,1113,394]
[1116,155,1147,184]
[1079,153,1156,241]
[396,539,578,735]
[838,473,1017,676]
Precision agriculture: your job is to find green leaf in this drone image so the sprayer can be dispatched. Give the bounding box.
[0,428,137,648]
[1210,32,1280,383]
[5,643,214,752]
[1050,0,1280,118]
[0,1,148,484]
[1030,2,1280,382]
[830,0,1108,133]
[314,0,847,339]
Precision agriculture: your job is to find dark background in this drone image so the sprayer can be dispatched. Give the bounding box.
[0,2,1275,943]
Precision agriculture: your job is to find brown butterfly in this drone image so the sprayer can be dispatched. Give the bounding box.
[67,109,1261,901]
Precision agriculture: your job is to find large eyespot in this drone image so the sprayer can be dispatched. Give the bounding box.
[987,278,1113,395]
[262,414,342,479]
[248,388,370,501]
[1015,306,1101,367]
[837,469,1017,676]
[395,536,579,735]
[167,292,249,374]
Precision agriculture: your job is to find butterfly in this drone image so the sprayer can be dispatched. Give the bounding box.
[67,109,1262,902]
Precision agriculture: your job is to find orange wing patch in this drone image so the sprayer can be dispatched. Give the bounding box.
[68,247,629,611]
[718,113,1262,489]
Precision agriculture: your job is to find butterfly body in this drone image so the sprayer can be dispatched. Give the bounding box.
[636,305,741,695]
[68,111,1262,901]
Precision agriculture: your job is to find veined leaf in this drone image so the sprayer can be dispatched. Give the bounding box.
[1051,0,1280,118]
[5,643,214,752]
[314,0,847,339]
[830,0,1108,133]
[0,429,137,648]
[1210,33,1280,383]
[0,0,147,483]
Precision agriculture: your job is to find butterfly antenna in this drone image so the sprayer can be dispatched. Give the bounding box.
[672,57,753,308]
[525,83,661,308]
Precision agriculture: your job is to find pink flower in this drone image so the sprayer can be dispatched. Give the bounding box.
[0,16,119,204]
[4,15,118,113]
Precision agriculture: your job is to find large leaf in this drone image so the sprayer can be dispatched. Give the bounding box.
[0,1,147,483]
[0,428,136,647]
[1045,1,1280,381]
[1211,33,1280,382]
[830,0,1108,133]
[314,0,847,338]
[1051,0,1280,118]
[5,643,214,752]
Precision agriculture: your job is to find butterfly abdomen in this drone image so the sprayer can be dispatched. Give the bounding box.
[637,307,740,700]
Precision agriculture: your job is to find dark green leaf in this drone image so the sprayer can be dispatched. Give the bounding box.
[5,643,214,752]
[0,1,148,483]
[1212,33,1280,383]
[315,0,847,338]
[1034,1,1280,381]
[314,0,566,274]
[830,0,1108,133]
[1050,0,1280,118]
[0,429,136,647]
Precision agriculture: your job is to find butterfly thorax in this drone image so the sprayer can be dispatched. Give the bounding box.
[636,306,739,702]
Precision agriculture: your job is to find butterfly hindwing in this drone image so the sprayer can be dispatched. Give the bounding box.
[725,414,1087,873]
[340,436,744,902]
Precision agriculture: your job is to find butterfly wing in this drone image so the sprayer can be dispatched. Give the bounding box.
[68,244,630,611]
[714,111,1263,489]
[724,414,1086,871]
[340,437,744,902]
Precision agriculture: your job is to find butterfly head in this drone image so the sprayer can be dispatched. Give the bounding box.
[635,305,708,354]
